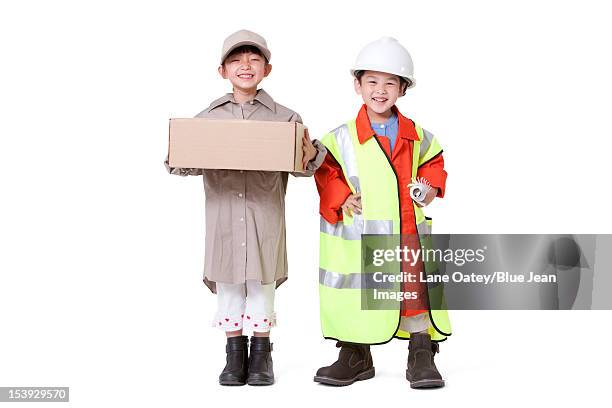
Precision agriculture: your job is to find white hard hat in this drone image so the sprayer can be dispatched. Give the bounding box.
[351,37,415,88]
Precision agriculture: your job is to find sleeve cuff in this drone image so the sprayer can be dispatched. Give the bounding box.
[306,139,327,172]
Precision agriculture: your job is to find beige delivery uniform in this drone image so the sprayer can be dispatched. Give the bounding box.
[165,88,326,293]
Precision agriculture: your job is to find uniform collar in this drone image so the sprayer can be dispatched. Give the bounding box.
[355,104,419,144]
[371,112,398,128]
[207,88,276,113]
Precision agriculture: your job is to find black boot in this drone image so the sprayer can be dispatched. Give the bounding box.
[314,342,375,386]
[247,336,274,386]
[406,332,445,388]
[219,335,248,386]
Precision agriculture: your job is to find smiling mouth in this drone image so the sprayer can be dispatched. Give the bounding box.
[372,97,388,103]
[237,74,254,79]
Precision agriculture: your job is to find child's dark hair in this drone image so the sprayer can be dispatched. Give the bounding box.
[223,45,268,65]
[354,70,411,95]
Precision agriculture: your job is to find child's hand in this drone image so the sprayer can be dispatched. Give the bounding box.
[341,193,362,217]
[415,187,439,207]
[302,129,317,169]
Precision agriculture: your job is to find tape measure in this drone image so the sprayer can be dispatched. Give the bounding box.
[409,177,432,204]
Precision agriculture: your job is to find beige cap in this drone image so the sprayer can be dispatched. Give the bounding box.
[220,30,271,64]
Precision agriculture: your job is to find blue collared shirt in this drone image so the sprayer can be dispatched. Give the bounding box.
[372,113,399,153]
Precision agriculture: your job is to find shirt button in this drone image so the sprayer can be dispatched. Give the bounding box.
[240,170,244,173]
[241,242,246,247]
[240,217,244,222]
[238,193,243,198]
[380,124,385,128]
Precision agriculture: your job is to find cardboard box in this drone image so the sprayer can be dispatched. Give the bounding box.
[168,118,305,172]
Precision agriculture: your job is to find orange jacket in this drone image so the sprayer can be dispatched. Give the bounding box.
[314,105,448,318]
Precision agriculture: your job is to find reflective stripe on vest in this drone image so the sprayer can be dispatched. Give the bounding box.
[416,125,443,165]
[319,267,444,290]
[319,267,396,289]
[320,217,429,240]
[320,217,393,240]
[329,124,361,193]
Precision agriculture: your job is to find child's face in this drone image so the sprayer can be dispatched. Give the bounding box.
[219,51,271,93]
[354,71,403,115]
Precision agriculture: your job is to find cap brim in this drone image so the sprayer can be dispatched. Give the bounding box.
[221,41,271,64]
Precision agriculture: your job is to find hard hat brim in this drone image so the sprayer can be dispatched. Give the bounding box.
[350,68,415,89]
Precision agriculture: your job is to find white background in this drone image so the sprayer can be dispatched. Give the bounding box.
[1,0,611,406]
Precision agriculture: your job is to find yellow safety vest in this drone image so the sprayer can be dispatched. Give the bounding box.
[319,119,452,344]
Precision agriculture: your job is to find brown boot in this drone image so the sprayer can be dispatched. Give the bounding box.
[406,332,445,388]
[314,342,375,386]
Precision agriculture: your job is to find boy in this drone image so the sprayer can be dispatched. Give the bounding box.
[164,29,326,386]
[313,37,451,388]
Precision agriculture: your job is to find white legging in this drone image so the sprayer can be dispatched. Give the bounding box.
[213,280,276,333]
